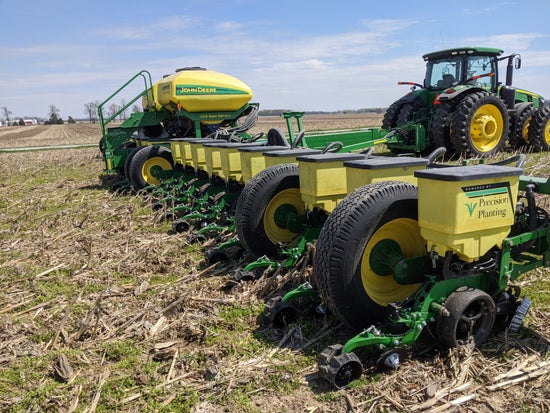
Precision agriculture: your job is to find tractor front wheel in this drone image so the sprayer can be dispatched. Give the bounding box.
[235,164,304,258]
[451,92,509,156]
[315,181,425,330]
[528,105,550,152]
[128,145,174,189]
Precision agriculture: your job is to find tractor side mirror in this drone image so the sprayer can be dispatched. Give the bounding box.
[514,56,521,70]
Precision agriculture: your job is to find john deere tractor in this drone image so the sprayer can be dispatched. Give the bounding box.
[383,47,549,156]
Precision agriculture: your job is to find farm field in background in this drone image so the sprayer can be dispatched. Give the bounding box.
[0,115,548,412]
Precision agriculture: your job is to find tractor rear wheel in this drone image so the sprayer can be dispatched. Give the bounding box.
[451,92,509,156]
[436,287,496,348]
[235,164,304,258]
[528,105,550,152]
[395,103,416,125]
[509,103,536,148]
[382,100,403,129]
[128,145,174,189]
[431,101,457,154]
[315,181,424,330]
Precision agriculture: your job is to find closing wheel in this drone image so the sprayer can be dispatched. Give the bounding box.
[266,300,298,328]
[205,248,228,265]
[318,344,363,388]
[436,287,496,348]
[528,105,550,152]
[173,219,190,233]
[235,164,304,258]
[376,348,408,371]
[128,145,174,189]
[451,92,509,156]
[315,181,424,330]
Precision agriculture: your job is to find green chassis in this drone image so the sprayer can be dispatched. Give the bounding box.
[277,174,549,387]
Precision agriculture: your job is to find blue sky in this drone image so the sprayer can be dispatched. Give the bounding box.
[1,0,549,120]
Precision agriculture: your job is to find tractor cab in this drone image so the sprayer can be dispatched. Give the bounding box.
[423,47,502,93]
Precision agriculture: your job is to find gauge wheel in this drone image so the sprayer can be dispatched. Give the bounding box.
[235,164,304,258]
[128,145,174,189]
[436,287,496,348]
[315,181,425,330]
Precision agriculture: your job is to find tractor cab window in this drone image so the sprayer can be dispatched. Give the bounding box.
[425,56,462,90]
[466,55,497,92]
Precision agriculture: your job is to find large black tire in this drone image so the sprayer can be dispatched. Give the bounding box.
[431,101,457,154]
[450,92,509,156]
[395,103,416,125]
[235,164,305,258]
[509,103,536,148]
[124,147,141,181]
[315,181,425,330]
[382,100,403,129]
[528,105,550,152]
[128,145,174,189]
[436,287,496,348]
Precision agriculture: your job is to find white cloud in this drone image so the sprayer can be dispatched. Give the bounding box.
[215,21,245,31]
[95,16,198,40]
[460,33,547,52]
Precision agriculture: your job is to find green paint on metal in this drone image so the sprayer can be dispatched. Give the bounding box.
[0,144,98,153]
[176,85,249,95]
[369,239,402,276]
[274,204,298,229]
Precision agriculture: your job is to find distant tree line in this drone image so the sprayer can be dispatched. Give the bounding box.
[83,99,141,123]
[0,103,386,126]
[258,108,386,116]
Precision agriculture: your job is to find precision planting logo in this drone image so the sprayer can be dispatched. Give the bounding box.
[176,84,248,95]
[462,183,513,219]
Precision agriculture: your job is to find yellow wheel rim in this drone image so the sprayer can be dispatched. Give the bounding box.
[522,116,532,144]
[544,117,550,145]
[142,157,173,186]
[361,218,425,306]
[470,103,505,152]
[263,188,305,246]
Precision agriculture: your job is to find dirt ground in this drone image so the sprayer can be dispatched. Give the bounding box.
[0,120,548,412]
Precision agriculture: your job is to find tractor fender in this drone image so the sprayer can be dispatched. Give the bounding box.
[437,85,484,103]
[398,94,423,105]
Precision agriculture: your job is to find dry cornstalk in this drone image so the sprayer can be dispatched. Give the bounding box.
[487,360,550,390]
[410,381,474,411]
[71,291,105,341]
[83,369,110,413]
[426,393,477,413]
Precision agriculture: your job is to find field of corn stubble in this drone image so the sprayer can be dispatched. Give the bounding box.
[0,116,548,413]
